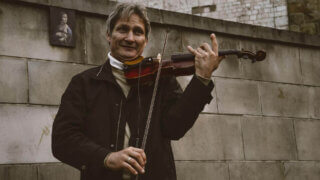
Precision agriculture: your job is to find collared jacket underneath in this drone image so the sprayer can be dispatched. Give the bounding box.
[52,61,214,180]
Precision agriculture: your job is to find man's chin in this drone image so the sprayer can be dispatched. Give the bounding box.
[119,55,140,62]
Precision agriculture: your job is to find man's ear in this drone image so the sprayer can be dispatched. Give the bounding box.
[106,33,111,45]
[144,38,148,47]
[106,33,111,42]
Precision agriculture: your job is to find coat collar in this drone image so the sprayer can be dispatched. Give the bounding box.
[89,59,116,83]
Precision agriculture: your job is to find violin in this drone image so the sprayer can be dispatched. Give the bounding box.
[123,49,266,85]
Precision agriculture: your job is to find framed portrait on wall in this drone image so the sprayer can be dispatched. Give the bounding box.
[49,7,75,47]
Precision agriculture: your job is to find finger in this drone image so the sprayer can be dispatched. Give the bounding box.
[196,47,207,57]
[123,161,138,175]
[210,33,218,56]
[127,156,145,174]
[187,46,201,56]
[201,43,214,54]
[129,147,147,164]
[141,151,147,164]
[127,150,145,166]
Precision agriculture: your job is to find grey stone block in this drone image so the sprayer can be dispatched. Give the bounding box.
[259,82,309,118]
[161,10,193,28]
[175,161,229,180]
[242,116,297,160]
[147,0,163,9]
[213,36,242,79]
[0,2,85,63]
[0,104,58,163]
[38,163,80,180]
[28,60,93,105]
[300,48,320,86]
[0,57,28,103]
[142,24,182,60]
[309,87,320,119]
[172,114,244,160]
[84,16,109,65]
[176,76,218,113]
[215,78,261,115]
[241,41,302,84]
[295,119,320,160]
[229,162,285,180]
[0,164,37,180]
[284,162,320,180]
[50,0,115,16]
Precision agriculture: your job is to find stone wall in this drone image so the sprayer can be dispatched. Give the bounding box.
[114,0,289,29]
[288,0,320,35]
[0,0,320,179]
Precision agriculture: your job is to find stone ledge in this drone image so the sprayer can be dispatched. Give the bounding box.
[9,0,320,48]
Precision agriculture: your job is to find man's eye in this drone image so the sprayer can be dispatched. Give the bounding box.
[117,27,128,33]
[134,29,144,35]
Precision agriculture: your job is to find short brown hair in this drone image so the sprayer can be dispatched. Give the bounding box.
[106,3,151,39]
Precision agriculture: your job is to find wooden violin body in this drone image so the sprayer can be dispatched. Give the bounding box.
[124,49,266,85]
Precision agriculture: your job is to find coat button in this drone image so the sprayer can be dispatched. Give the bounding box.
[110,144,115,148]
[81,165,86,170]
[115,103,119,106]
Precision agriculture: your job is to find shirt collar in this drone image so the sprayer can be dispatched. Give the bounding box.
[108,52,124,70]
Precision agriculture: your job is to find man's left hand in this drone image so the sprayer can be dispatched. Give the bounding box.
[187,33,224,79]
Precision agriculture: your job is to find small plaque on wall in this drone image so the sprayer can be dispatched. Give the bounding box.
[49,7,75,47]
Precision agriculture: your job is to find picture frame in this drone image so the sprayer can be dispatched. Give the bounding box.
[49,7,75,47]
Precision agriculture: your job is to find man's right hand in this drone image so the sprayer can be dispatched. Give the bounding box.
[105,147,147,175]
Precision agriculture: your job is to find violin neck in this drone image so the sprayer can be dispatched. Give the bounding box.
[171,49,240,62]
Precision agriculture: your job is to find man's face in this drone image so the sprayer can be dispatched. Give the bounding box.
[107,14,148,62]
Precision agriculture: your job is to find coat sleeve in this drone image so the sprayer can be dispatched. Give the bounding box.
[52,75,110,170]
[160,75,214,140]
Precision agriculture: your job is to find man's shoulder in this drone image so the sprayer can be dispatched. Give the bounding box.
[73,65,103,80]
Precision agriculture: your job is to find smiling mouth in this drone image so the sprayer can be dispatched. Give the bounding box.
[121,46,136,50]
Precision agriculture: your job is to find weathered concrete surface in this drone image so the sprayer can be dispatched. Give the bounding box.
[176,76,218,113]
[38,163,80,180]
[309,87,320,119]
[13,0,320,47]
[14,0,116,16]
[300,48,320,86]
[284,162,320,180]
[229,162,285,180]
[295,119,320,160]
[241,41,302,84]
[0,56,28,103]
[175,161,229,180]
[142,24,182,60]
[0,104,58,163]
[214,78,261,115]
[28,60,93,105]
[259,82,310,118]
[242,116,297,160]
[0,2,86,63]
[84,16,109,65]
[0,164,37,180]
[172,114,244,160]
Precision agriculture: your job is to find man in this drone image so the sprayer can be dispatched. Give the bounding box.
[52,3,223,180]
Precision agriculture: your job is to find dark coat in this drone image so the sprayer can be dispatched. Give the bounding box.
[52,60,214,180]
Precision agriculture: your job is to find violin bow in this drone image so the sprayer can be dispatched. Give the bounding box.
[136,30,168,180]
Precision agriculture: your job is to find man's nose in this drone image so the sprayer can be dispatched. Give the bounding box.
[125,31,134,42]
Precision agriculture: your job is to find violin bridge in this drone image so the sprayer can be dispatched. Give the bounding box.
[157,53,162,63]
